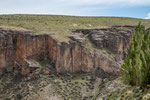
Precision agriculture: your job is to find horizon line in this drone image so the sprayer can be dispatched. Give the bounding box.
[0,13,146,19]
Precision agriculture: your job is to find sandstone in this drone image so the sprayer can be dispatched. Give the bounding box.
[20,59,41,75]
[0,25,142,75]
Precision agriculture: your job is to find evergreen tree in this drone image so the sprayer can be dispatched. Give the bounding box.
[121,23,150,87]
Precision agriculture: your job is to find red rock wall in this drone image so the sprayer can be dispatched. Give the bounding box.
[0,29,18,68]
[16,33,49,64]
[0,28,120,75]
[54,42,119,74]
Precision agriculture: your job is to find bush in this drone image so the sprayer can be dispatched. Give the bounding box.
[121,23,150,87]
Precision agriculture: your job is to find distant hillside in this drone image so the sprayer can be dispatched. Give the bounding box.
[0,14,150,41]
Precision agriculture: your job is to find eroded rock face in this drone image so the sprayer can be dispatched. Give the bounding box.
[0,28,50,74]
[89,29,132,60]
[0,25,142,75]
[73,25,145,60]
[68,33,85,44]
[0,28,18,68]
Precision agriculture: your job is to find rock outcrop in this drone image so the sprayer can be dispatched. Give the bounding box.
[0,25,143,75]
[74,25,140,60]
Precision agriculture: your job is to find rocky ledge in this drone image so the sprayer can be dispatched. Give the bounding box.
[0,25,144,75]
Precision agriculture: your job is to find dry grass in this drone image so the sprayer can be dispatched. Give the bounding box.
[0,14,150,41]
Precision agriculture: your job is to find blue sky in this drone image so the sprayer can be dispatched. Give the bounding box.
[0,0,150,19]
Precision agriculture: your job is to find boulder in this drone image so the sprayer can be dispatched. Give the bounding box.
[68,33,85,44]
[85,24,92,27]
[42,68,51,75]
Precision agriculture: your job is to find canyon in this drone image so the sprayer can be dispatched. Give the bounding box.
[1,25,150,100]
[0,14,150,100]
[0,25,140,75]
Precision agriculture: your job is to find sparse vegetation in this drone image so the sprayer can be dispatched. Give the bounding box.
[1,15,150,99]
[0,14,150,42]
[121,23,150,87]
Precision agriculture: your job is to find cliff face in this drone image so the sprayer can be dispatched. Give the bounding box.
[0,28,18,68]
[74,25,138,60]
[0,25,141,75]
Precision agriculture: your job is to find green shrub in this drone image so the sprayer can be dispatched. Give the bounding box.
[121,23,150,87]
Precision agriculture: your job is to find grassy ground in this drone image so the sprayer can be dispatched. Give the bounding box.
[0,14,150,41]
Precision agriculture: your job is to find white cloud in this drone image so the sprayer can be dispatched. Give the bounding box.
[59,0,150,6]
[0,0,150,17]
[145,13,150,19]
[3,0,150,7]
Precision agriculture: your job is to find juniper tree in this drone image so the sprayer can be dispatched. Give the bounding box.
[121,23,150,87]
